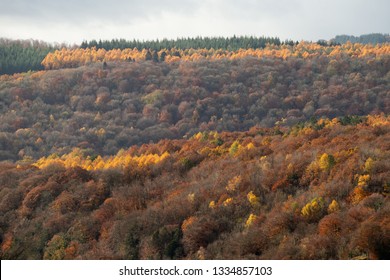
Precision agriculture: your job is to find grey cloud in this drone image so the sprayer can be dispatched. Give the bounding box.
[0,0,389,43]
[0,0,200,24]
[218,0,301,20]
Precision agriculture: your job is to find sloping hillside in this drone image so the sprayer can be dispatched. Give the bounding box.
[0,116,389,259]
[1,42,389,161]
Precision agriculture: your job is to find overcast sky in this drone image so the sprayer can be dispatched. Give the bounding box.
[0,0,389,44]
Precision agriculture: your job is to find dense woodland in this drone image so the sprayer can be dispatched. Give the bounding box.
[0,36,389,260]
[80,36,284,51]
[0,33,387,75]
[80,34,389,52]
[1,42,389,162]
[0,39,56,75]
[331,33,390,45]
[0,116,389,259]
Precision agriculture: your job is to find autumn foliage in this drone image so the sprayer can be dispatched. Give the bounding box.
[0,38,389,260]
[1,41,389,162]
[41,42,390,70]
[0,117,388,259]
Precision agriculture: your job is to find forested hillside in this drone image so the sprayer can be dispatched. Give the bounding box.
[1,34,387,75]
[1,42,389,161]
[0,36,285,75]
[0,116,389,259]
[0,37,389,260]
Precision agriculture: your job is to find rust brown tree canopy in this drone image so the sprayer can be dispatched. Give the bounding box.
[0,40,389,260]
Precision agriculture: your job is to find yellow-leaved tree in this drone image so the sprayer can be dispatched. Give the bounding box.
[301,197,325,222]
[327,200,340,214]
[226,175,242,192]
[247,191,260,207]
[245,213,258,228]
[229,140,242,156]
[318,153,335,172]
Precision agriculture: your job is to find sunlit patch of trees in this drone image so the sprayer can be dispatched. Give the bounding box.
[41,42,390,70]
[33,148,170,171]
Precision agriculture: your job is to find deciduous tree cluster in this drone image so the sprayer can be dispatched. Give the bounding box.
[0,37,389,260]
[1,42,389,161]
[41,42,390,69]
[0,117,388,259]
